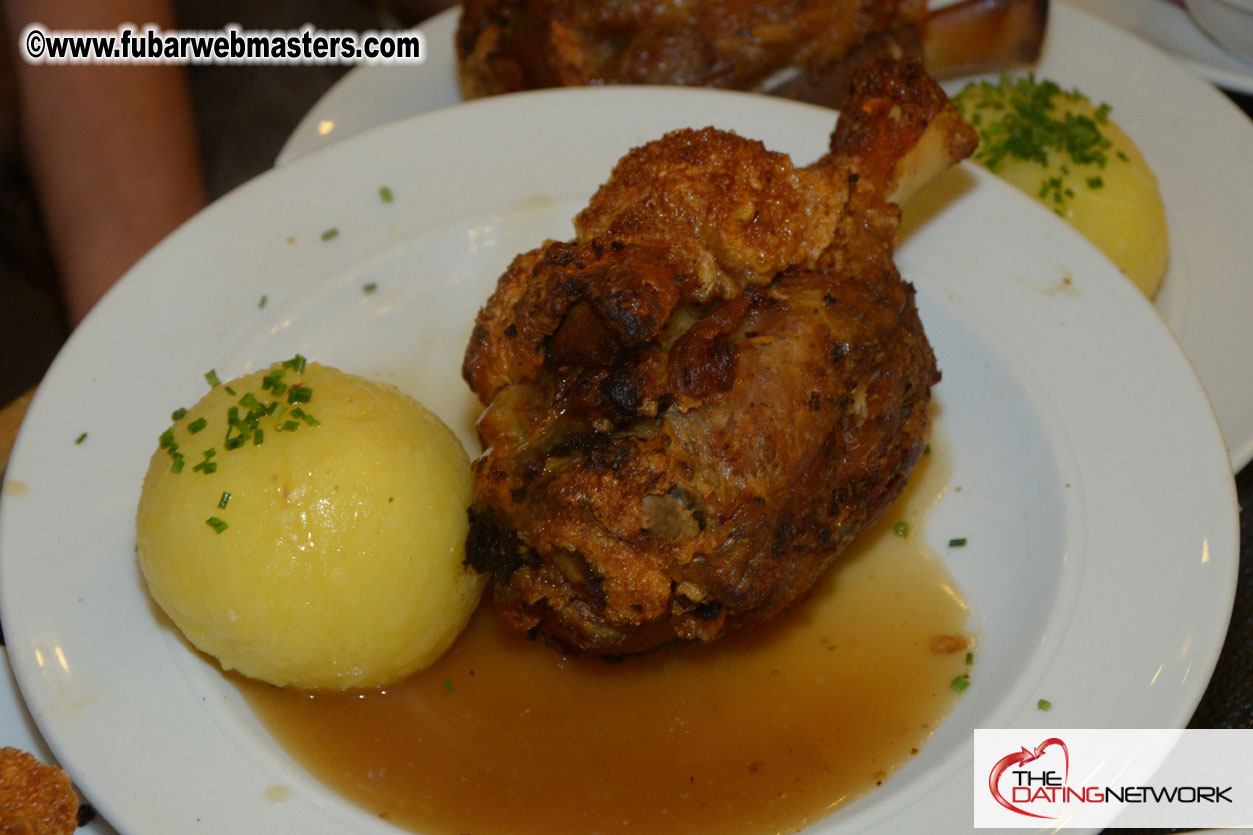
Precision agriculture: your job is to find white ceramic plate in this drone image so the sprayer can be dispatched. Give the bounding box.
[0,88,1237,834]
[0,647,117,834]
[1063,0,1253,94]
[278,2,1253,471]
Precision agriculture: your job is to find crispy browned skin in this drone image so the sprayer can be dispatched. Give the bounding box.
[0,747,79,835]
[462,59,976,654]
[456,0,1049,107]
[456,0,926,100]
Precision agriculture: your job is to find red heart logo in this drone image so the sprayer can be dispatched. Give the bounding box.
[988,737,1070,819]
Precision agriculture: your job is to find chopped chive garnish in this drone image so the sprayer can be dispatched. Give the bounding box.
[168,358,324,505]
[258,295,268,309]
[948,537,968,548]
[951,675,970,692]
[290,407,320,428]
[74,432,88,445]
[953,74,1123,215]
[262,375,287,397]
[1037,698,1053,711]
[893,521,909,536]
[363,282,378,293]
[192,448,218,474]
[320,227,339,241]
[965,651,974,666]
[379,186,394,203]
[443,679,453,692]
[206,516,228,534]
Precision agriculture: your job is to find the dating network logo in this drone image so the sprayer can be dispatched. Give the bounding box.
[975,729,1243,828]
[987,736,1075,819]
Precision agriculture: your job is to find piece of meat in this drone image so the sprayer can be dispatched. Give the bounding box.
[0,747,80,835]
[457,0,926,99]
[456,0,1049,108]
[462,58,976,654]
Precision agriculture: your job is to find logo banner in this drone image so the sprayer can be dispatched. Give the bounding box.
[974,729,1253,828]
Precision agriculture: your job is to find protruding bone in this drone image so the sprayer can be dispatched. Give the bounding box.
[828,58,979,206]
[923,0,1050,78]
[764,0,1049,110]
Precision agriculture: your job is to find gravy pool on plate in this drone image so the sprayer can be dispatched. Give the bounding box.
[239,436,971,835]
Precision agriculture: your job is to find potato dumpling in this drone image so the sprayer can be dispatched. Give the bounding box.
[954,75,1169,298]
[136,358,485,690]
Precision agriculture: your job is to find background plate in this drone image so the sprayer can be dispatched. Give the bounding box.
[1063,0,1253,94]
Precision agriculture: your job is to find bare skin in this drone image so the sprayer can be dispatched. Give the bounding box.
[4,0,205,325]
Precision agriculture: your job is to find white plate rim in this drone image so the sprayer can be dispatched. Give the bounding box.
[1061,0,1253,95]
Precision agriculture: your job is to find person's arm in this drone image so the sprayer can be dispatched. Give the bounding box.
[4,0,205,325]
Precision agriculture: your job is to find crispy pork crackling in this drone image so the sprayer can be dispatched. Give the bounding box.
[462,59,977,654]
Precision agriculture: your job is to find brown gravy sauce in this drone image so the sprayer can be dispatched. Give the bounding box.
[240,439,969,835]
